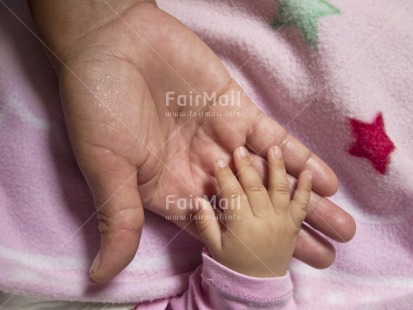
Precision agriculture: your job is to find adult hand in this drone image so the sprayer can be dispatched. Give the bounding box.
[29,0,356,282]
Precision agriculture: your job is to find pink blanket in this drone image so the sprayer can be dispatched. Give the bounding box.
[1,0,412,309]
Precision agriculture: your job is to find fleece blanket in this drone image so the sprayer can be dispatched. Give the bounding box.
[0,0,412,309]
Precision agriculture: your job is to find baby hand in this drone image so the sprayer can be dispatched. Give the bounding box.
[194,146,312,277]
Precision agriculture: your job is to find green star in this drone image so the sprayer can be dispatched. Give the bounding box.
[271,0,340,48]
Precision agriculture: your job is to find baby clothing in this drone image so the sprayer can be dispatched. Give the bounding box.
[135,253,295,310]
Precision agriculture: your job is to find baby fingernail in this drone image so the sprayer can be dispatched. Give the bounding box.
[196,198,208,210]
[239,146,248,157]
[273,146,282,158]
[216,158,227,168]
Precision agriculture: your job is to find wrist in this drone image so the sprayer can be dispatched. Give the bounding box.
[28,0,156,65]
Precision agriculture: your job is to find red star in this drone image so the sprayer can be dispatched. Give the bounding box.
[348,113,395,174]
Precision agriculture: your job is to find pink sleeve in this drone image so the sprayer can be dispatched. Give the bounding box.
[168,252,297,310]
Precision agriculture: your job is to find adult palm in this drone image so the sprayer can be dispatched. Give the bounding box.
[30,0,355,282]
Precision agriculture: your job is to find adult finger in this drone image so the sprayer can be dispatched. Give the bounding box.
[246,110,338,197]
[293,224,336,269]
[285,174,356,243]
[306,193,356,243]
[78,150,144,283]
[174,208,340,268]
[245,153,356,243]
[203,79,338,196]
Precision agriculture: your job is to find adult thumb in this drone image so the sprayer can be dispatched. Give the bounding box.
[80,152,144,283]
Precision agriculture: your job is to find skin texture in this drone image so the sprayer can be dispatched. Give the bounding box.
[195,146,312,278]
[28,0,356,282]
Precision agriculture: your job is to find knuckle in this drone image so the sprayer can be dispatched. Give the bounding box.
[246,179,266,193]
[226,192,248,209]
[97,206,143,235]
[196,218,210,235]
[97,211,110,233]
[218,166,234,178]
[298,181,312,193]
[224,184,245,199]
[272,183,290,195]
[271,194,291,208]
[294,194,309,212]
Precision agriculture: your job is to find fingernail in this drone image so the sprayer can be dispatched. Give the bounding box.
[216,158,226,168]
[238,146,248,157]
[89,250,101,274]
[195,198,203,208]
[196,198,207,210]
[307,171,313,182]
[273,146,282,158]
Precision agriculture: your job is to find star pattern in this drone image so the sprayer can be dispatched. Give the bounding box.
[271,0,340,47]
[348,113,395,174]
